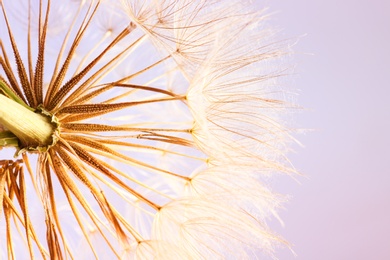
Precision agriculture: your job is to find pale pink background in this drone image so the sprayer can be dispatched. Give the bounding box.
[2,1,389,259]
[262,0,390,259]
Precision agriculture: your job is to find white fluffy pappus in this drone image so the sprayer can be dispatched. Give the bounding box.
[0,0,297,259]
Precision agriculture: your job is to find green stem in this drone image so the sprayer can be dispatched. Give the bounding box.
[0,131,19,148]
[0,80,34,111]
[0,94,55,150]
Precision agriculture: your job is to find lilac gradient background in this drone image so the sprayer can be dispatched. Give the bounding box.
[262,0,390,259]
[1,1,388,259]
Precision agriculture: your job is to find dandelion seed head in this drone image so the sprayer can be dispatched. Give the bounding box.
[0,0,296,258]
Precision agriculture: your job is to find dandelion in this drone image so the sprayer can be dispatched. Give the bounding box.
[0,0,295,259]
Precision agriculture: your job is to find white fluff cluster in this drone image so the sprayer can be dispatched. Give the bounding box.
[0,0,295,259]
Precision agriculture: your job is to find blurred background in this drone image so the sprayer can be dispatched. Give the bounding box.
[262,0,390,259]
